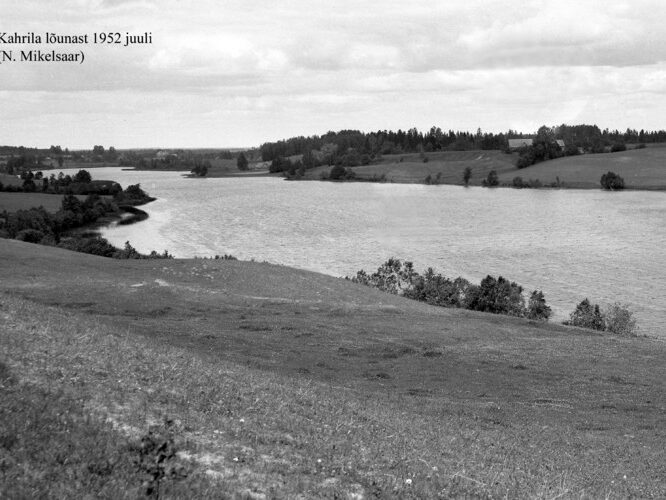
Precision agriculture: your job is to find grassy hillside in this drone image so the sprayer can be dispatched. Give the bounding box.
[302,150,518,184]
[1,239,665,498]
[289,146,666,189]
[497,147,666,189]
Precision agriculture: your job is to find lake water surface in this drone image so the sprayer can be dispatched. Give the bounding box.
[66,167,665,337]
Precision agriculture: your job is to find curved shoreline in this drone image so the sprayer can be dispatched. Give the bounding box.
[116,205,150,226]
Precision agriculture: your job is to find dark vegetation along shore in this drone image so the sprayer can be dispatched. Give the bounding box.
[0,169,172,260]
[1,241,665,498]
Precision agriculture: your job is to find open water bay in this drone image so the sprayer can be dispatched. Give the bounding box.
[68,168,665,337]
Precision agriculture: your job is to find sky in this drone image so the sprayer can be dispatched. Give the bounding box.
[1,0,665,148]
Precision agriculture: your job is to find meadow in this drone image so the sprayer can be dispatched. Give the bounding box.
[497,145,666,189]
[293,146,666,189]
[302,150,518,185]
[1,239,664,498]
[0,192,91,212]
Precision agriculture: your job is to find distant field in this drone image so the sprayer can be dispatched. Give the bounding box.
[0,193,105,213]
[303,150,519,184]
[0,192,72,212]
[0,173,22,187]
[15,161,120,172]
[498,147,666,189]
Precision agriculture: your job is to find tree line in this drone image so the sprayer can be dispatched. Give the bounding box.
[259,124,666,165]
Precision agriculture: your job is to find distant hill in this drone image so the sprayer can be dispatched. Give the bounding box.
[499,145,666,189]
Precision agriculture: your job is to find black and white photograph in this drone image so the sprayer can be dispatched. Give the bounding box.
[0,0,665,498]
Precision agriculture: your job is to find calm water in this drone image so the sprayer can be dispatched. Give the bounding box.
[66,167,666,337]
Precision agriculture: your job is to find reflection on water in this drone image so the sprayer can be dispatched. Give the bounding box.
[64,167,666,337]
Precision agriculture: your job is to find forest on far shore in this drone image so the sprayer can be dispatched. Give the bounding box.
[258,124,666,166]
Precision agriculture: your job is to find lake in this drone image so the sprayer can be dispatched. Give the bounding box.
[65,167,666,337]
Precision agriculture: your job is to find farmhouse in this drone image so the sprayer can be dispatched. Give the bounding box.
[508,138,533,150]
[508,138,567,151]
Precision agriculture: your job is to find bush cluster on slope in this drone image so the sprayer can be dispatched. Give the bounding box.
[565,299,638,336]
[349,258,552,320]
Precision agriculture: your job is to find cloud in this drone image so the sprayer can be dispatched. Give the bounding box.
[2,0,666,147]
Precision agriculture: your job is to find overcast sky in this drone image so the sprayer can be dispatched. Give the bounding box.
[1,0,665,148]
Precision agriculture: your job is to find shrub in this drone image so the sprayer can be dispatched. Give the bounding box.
[482,170,499,187]
[15,229,45,243]
[516,150,535,169]
[463,166,472,186]
[350,258,418,295]
[236,152,249,171]
[329,164,347,180]
[600,171,625,190]
[22,178,36,192]
[604,303,638,336]
[568,298,604,331]
[214,254,237,260]
[610,143,627,153]
[114,240,142,259]
[58,236,118,257]
[191,162,209,177]
[465,275,525,317]
[404,268,471,308]
[73,169,92,183]
[512,176,525,188]
[526,290,551,321]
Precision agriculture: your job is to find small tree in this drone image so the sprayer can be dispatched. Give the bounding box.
[22,178,37,192]
[62,194,83,213]
[604,303,638,336]
[463,166,472,186]
[568,298,604,331]
[236,152,249,171]
[73,169,92,184]
[526,290,551,321]
[482,170,499,187]
[600,171,625,190]
[350,258,418,295]
[512,176,525,188]
[191,161,209,177]
[329,164,347,180]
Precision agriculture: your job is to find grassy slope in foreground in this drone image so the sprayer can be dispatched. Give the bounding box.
[1,239,665,498]
[497,146,666,189]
